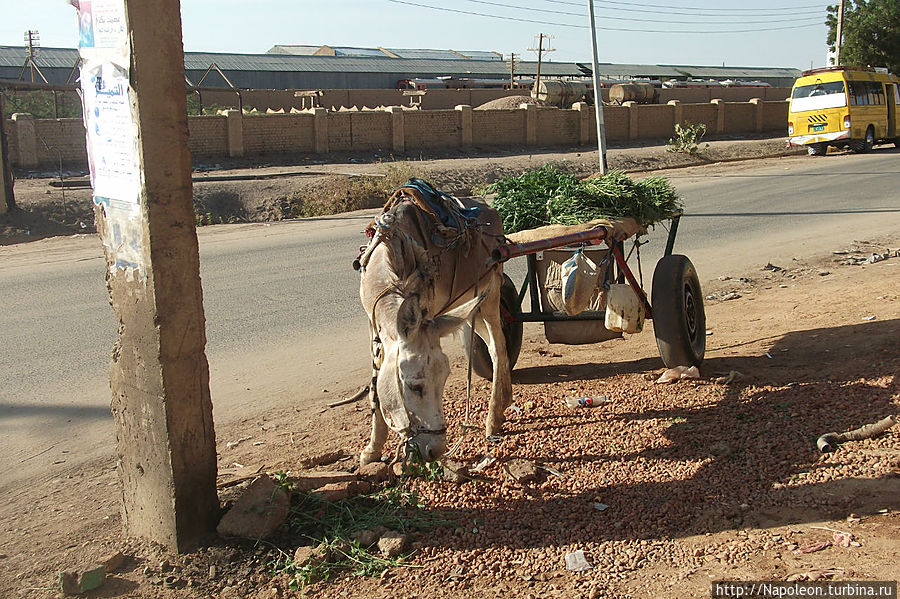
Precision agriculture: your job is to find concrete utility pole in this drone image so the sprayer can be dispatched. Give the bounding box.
[834,0,845,65]
[0,94,13,214]
[85,0,219,551]
[587,0,608,173]
[507,53,519,88]
[529,33,555,94]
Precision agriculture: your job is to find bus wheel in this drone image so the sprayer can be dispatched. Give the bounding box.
[807,143,827,156]
[863,126,875,152]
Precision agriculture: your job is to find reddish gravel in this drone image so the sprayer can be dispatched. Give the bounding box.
[1,239,897,599]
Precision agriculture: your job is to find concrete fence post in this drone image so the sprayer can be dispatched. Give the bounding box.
[521,103,537,146]
[312,108,329,154]
[710,99,726,134]
[667,99,683,128]
[749,98,763,133]
[455,104,472,147]
[387,106,405,153]
[622,101,638,141]
[223,109,244,158]
[572,102,591,144]
[11,113,38,169]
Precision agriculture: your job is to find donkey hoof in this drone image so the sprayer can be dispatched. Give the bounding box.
[360,449,381,466]
[485,423,504,438]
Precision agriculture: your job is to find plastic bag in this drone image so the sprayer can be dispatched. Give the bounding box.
[561,248,599,316]
[604,283,645,333]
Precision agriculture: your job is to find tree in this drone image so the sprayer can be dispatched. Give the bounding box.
[826,0,900,73]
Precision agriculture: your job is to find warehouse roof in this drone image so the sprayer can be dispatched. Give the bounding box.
[268,45,503,61]
[0,45,800,83]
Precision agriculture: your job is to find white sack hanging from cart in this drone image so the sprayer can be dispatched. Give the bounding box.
[605,284,644,333]
[561,248,600,316]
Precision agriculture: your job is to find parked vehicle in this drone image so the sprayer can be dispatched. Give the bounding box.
[788,66,900,155]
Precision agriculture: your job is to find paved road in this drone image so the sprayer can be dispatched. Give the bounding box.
[1,149,898,488]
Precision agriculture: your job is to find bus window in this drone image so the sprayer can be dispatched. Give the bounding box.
[791,80,847,111]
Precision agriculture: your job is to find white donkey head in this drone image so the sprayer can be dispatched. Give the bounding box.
[376,292,484,462]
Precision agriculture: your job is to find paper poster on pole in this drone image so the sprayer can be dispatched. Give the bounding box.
[73,0,144,274]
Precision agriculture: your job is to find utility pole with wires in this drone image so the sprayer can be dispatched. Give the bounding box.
[528,33,554,94]
[507,53,519,88]
[834,0,845,65]
[587,1,608,173]
[20,30,49,83]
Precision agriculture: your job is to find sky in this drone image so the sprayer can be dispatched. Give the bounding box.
[2,0,832,70]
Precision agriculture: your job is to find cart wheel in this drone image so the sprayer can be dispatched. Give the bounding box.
[651,255,706,368]
[463,274,523,381]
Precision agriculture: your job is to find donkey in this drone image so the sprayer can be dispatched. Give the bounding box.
[357,183,512,465]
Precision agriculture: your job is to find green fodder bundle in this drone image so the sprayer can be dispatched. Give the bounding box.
[489,167,682,234]
[486,165,579,233]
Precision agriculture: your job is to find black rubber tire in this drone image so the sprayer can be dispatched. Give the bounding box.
[863,126,875,152]
[463,273,523,381]
[807,143,827,156]
[651,255,706,368]
[894,138,900,149]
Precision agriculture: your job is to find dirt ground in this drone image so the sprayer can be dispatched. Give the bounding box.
[1,139,898,599]
[1,134,801,245]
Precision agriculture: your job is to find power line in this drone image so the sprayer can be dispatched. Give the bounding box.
[385,0,826,33]
[460,0,825,24]
[543,0,831,12]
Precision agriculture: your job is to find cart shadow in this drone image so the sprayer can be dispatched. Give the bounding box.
[429,318,900,551]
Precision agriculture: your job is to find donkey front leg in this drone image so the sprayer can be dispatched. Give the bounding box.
[360,383,388,465]
[478,306,512,438]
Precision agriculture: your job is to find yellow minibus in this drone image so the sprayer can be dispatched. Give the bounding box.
[788,66,900,155]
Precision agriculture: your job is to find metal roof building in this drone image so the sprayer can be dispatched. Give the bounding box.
[0,45,800,89]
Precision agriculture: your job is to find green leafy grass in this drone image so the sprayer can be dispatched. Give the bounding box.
[487,164,683,234]
[269,483,448,588]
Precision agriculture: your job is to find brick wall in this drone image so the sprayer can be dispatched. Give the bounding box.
[405,110,461,148]
[349,111,391,150]
[243,113,316,154]
[187,116,228,157]
[723,102,757,134]
[680,104,718,132]
[7,100,790,168]
[602,106,630,141]
[4,119,18,165]
[761,101,789,132]
[33,118,87,166]
[634,105,674,139]
[536,108,579,145]
[472,109,526,146]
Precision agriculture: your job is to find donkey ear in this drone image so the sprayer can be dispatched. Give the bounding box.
[397,294,423,341]
[429,292,486,338]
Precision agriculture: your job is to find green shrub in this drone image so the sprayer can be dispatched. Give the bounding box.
[667,121,709,156]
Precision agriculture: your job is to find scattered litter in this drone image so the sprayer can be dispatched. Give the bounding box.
[786,568,843,582]
[225,436,252,450]
[564,550,593,572]
[705,330,713,336]
[861,315,876,321]
[540,464,565,477]
[765,352,773,359]
[818,271,831,276]
[832,531,859,548]
[714,371,745,385]
[792,541,831,554]
[706,290,742,301]
[510,405,523,415]
[593,502,609,512]
[718,275,732,281]
[252,441,265,446]
[762,263,784,272]
[471,455,496,472]
[656,365,700,384]
[565,395,609,408]
[780,284,789,288]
